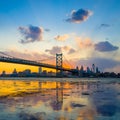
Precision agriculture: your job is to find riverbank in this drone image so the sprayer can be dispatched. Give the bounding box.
[0,77,120,82]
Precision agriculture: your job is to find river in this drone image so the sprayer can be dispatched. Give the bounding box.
[0,78,120,120]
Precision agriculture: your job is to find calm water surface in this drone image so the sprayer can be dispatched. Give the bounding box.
[0,78,120,120]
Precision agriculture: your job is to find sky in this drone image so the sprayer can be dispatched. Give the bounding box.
[0,0,120,73]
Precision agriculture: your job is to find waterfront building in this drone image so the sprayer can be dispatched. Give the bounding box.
[92,64,95,73]
[23,69,31,74]
[12,68,17,74]
[1,70,6,76]
[86,67,91,74]
[79,65,84,77]
[42,70,47,76]
[80,65,84,72]
[96,67,100,73]
[38,67,42,74]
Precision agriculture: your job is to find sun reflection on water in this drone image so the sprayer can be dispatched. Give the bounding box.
[0,78,120,120]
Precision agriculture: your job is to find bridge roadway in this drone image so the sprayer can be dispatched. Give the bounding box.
[0,56,76,73]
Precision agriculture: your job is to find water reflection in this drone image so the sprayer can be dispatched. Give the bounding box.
[50,82,63,111]
[0,79,120,120]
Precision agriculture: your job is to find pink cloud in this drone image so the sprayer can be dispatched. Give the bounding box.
[54,34,69,41]
[75,37,94,49]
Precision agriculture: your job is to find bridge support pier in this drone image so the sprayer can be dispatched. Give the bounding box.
[56,53,63,77]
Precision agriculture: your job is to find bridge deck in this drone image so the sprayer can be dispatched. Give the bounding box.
[0,56,73,72]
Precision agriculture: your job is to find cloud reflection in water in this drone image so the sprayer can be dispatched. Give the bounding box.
[0,79,120,120]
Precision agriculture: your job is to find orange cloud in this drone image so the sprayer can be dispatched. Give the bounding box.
[62,46,71,51]
[54,34,69,41]
[75,37,94,49]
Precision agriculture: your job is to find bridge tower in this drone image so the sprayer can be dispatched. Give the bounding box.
[56,53,63,77]
[50,82,63,110]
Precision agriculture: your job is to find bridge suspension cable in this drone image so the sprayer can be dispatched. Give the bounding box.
[0,52,76,72]
[0,51,15,58]
[63,55,75,69]
[37,56,55,62]
[0,51,55,63]
[0,51,74,69]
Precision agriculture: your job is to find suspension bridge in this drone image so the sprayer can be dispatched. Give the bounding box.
[0,51,78,75]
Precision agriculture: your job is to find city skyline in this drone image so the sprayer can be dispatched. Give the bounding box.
[0,0,120,73]
[1,64,120,78]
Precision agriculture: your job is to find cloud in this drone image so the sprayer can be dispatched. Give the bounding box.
[44,28,50,32]
[99,24,110,29]
[54,34,69,41]
[62,46,70,51]
[75,37,118,52]
[63,46,76,54]
[45,46,62,55]
[18,25,43,44]
[75,37,94,49]
[66,8,93,23]
[45,46,76,55]
[68,48,76,54]
[95,41,119,52]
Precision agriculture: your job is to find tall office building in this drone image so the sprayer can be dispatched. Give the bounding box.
[92,64,95,73]
[38,67,42,74]
[87,66,91,74]
[80,65,84,72]
[96,67,100,73]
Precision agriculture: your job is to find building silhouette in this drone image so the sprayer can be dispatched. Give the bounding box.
[92,64,95,73]
[38,67,42,74]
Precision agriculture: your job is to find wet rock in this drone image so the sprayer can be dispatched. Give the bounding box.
[71,103,86,108]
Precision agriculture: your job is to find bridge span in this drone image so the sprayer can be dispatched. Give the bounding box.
[0,56,76,73]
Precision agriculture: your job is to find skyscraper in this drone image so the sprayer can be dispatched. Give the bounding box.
[38,67,42,74]
[92,64,95,73]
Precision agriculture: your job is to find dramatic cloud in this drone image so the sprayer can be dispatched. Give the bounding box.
[66,8,93,23]
[45,46,76,55]
[54,34,69,41]
[95,41,119,52]
[18,25,43,44]
[45,46,62,55]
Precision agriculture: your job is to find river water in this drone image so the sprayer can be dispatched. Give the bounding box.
[0,78,120,120]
